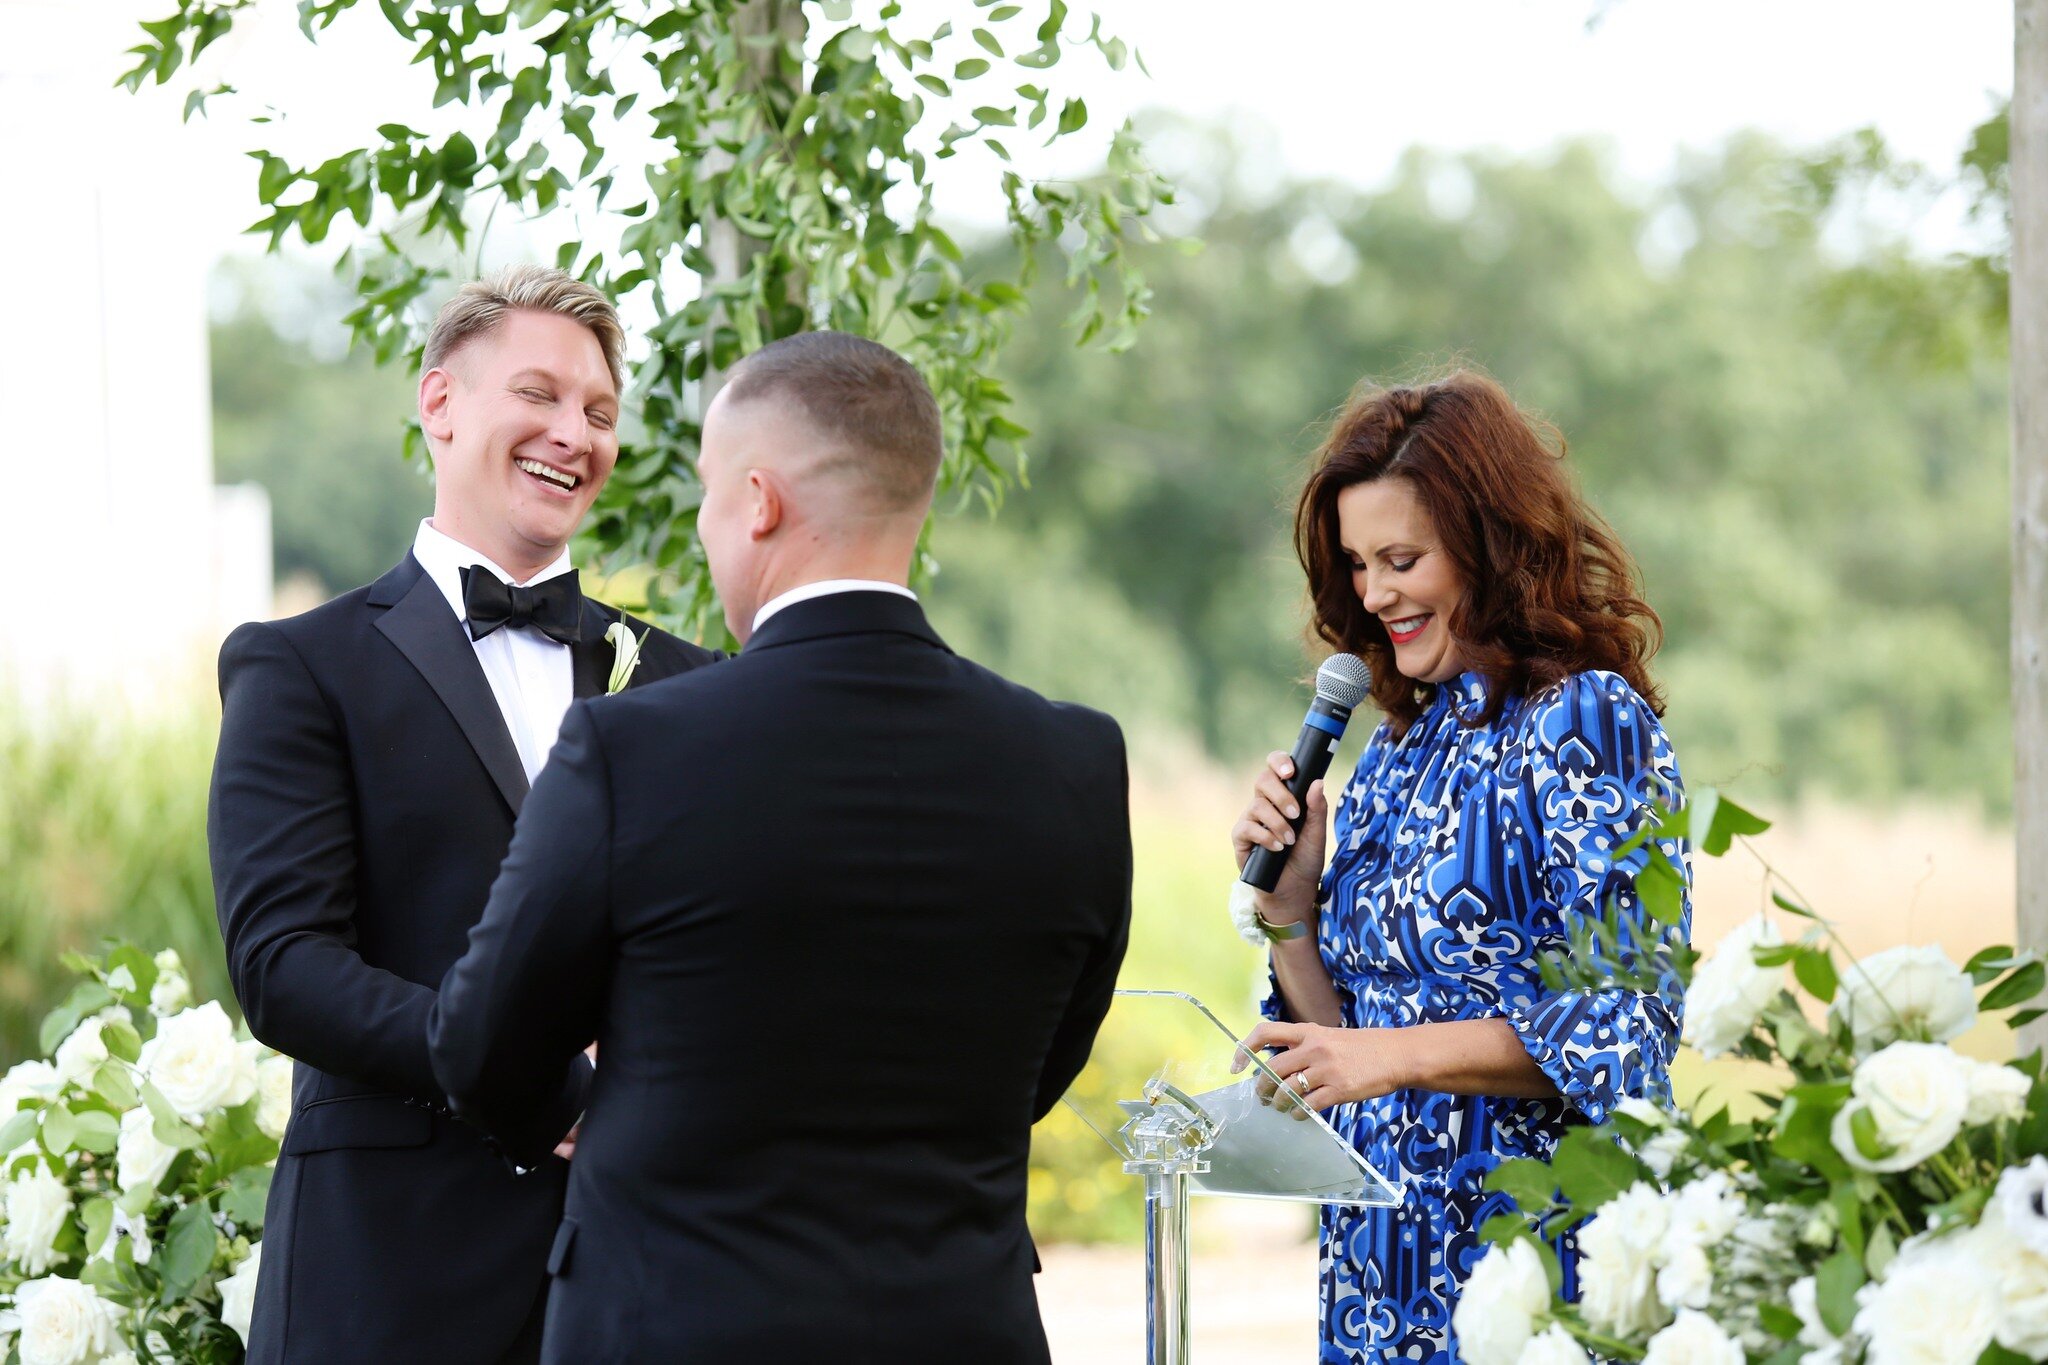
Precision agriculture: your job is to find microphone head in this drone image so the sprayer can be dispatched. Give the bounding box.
[1313,653,1373,709]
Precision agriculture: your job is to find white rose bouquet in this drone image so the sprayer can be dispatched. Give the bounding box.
[0,944,277,1363]
[1457,790,2048,1365]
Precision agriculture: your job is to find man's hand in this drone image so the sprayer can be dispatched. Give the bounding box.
[553,1042,600,1160]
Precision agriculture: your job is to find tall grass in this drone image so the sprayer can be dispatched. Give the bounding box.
[0,697,226,1061]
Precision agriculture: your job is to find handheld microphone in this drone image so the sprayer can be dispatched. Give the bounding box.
[1240,653,1373,893]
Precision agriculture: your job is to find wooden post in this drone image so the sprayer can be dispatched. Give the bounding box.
[2016,0,2048,1051]
[700,0,804,408]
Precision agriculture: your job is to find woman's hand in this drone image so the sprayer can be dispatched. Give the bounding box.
[1230,754,1330,926]
[1232,1020,1413,1113]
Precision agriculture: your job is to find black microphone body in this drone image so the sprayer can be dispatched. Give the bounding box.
[1241,694,1353,893]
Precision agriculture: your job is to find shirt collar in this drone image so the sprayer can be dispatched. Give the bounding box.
[752,579,918,634]
[411,519,577,627]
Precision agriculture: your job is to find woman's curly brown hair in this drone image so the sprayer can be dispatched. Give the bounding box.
[1294,369,1665,735]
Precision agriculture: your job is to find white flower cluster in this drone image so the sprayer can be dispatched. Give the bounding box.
[1829,1040,2026,1172]
[1835,1161,2048,1365]
[0,954,285,1363]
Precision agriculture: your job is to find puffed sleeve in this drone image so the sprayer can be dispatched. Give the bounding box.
[1503,672,1689,1125]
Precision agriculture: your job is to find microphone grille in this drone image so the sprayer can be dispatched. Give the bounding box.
[1314,653,1373,709]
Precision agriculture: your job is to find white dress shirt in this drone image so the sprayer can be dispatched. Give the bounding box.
[751,579,918,635]
[412,520,578,786]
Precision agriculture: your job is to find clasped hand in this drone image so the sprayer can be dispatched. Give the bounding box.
[1231,1020,1412,1116]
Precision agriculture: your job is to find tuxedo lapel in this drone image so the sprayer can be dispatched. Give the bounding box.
[372,562,531,816]
[572,599,614,699]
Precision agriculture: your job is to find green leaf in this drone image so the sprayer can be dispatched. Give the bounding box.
[82,1197,114,1257]
[1701,792,1772,853]
[915,74,952,96]
[1753,942,1803,967]
[972,27,1004,56]
[41,1103,78,1155]
[1816,1247,1864,1337]
[141,1079,206,1151]
[1056,96,1087,136]
[0,1110,37,1154]
[1832,1179,1865,1260]
[1483,1157,1558,1211]
[40,981,115,1055]
[107,943,158,1003]
[1771,890,1819,919]
[102,1020,141,1065]
[2011,1007,2048,1030]
[1757,1301,1804,1341]
[1848,1104,1888,1160]
[1984,960,2046,1012]
[1966,944,2022,984]
[159,1199,217,1302]
[1638,853,1685,926]
[954,57,991,80]
[222,1165,273,1230]
[1547,1128,1640,1214]
[1794,947,1839,1003]
[70,1109,119,1155]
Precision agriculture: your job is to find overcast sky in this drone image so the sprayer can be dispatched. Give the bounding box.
[111,0,2013,265]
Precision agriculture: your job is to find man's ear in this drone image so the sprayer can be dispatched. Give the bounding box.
[747,468,785,540]
[419,367,457,443]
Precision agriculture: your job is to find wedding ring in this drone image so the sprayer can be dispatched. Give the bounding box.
[1294,1072,1312,1093]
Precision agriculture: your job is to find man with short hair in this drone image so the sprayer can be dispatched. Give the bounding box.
[209,265,719,1363]
[429,331,1133,1363]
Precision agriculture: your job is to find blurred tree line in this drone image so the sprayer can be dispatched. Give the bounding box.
[213,118,2012,812]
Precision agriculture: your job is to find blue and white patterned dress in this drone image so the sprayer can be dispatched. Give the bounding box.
[1265,669,1689,1365]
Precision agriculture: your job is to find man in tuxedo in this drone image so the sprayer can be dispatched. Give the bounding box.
[208,265,719,1363]
[429,331,1133,1363]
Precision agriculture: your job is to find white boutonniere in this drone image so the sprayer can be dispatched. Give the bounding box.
[605,620,646,694]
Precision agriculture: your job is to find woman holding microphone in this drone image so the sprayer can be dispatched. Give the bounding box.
[1233,371,1688,1364]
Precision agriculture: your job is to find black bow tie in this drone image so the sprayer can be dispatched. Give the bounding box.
[460,565,584,645]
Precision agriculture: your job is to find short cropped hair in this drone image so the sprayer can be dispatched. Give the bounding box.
[720,332,944,512]
[421,265,626,392]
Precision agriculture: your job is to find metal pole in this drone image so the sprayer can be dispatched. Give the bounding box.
[1143,1169,1191,1365]
[2016,0,2048,1056]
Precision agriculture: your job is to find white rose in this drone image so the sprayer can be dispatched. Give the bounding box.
[1655,1243,1712,1311]
[1663,1171,1743,1251]
[3,1164,73,1275]
[255,1055,293,1141]
[1639,1130,1689,1180]
[148,970,191,1019]
[1515,1324,1590,1365]
[1829,944,1975,1053]
[2000,1157,2048,1258]
[91,1005,132,1029]
[0,1061,61,1115]
[1452,1238,1550,1365]
[138,1003,256,1120]
[1830,1041,1971,1173]
[12,1276,117,1365]
[51,1021,108,1090]
[1966,1201,2048,1356]
[1680,915,1783,1058]
[115,1105,177,1196]
[1578,1182,1671,1337]
[219,1242,262,1345]
[1966,1060,2030,1125]
[1855,1235,1997,1365]
[1642,1309,1744,1365]
[90,1204,152,1268]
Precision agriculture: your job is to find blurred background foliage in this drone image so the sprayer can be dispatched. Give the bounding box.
[7,112,2009,1239]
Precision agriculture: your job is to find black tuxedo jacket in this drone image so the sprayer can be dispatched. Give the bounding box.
[208,553,719,1364]
[429,591,1132,1365]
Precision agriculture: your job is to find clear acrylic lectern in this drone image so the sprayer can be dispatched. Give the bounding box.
[1059,989,1401,1365]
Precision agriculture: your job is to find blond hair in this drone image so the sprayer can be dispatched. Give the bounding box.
[421,265,626,391]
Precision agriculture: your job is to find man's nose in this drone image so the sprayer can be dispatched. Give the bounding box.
[547,408,591,458]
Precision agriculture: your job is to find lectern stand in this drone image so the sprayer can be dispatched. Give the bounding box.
[1061,990,1400,1365]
